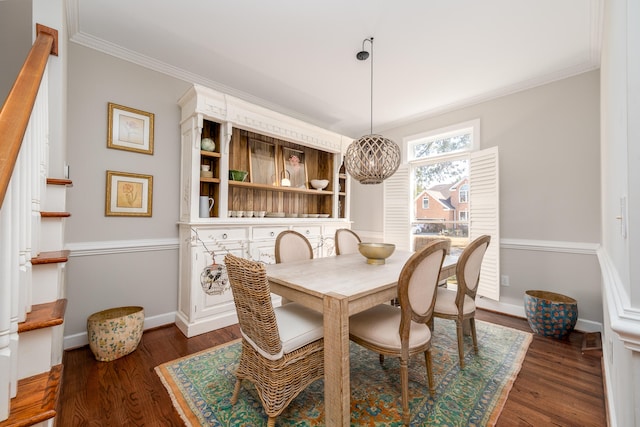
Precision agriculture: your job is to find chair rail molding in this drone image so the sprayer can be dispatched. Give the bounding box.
[598,247,640,351]
[500,238,600,255]
[65,238,179,256]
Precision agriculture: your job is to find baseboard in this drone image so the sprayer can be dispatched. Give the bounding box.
[63,311,176,350]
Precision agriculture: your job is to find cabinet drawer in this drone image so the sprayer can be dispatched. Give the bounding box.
[293,226,322,238]
[201,228,248,242]
[252,226,288,240]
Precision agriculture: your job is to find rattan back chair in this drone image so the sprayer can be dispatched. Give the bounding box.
[225,254,325,427]
[432,235,491,368]
[274,230,313,263]
[348,239,450,425]
[335,228,361,255]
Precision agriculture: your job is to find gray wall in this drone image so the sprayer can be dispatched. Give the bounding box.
[352,70,603,325]
[65,43,190,342]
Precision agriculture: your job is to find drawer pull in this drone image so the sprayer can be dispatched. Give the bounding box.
[305,230,310,235]
[270,232,275,237]
[222,233,228,239]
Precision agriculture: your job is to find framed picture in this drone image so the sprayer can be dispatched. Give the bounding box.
[282,147,308,189]
[105,170,153,217]
[249,139,276,185]
[107,102,154,155]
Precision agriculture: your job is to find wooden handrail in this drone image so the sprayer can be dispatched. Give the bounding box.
[0,24,58,208]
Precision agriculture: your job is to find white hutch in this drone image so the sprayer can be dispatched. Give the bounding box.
[176,84,353,337]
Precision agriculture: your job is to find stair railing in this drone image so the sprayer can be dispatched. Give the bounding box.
[0,23,58,422]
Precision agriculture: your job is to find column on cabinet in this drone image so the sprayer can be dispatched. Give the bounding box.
[199,120,221,218]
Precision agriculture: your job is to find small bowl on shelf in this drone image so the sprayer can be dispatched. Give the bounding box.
[229,170,248,182]
[255,211,266,218]
[358,242,396,265]
[310,179,329,191]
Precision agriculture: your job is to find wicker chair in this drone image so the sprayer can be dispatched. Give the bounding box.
[432,235,491,368]
[349,239,450,426]
[335,228,361,255]
[224,254,325,427]
[275,230,313,263]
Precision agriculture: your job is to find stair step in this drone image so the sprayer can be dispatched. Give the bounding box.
[0,365,62,427]
[45,178,72,186]
[39,211,70,218]
[18,300,67,333]
[31,250,69,265]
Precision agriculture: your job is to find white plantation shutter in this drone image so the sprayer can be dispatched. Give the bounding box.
[383,164,411,250]
[470,147,500,300]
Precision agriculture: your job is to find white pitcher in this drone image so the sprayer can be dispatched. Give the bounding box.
[199,196,214,218]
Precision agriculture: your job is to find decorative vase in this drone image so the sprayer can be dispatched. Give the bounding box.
[524,290,577,339]
[201,137,216,152]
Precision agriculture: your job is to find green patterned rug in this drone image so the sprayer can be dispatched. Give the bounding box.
[156,320,531,426]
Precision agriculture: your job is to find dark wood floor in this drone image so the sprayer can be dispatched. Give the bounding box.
[58,310,607,426]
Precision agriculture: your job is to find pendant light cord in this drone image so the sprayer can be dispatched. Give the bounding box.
[369,37,374,135]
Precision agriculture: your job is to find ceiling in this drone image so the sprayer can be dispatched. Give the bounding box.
[67,0,602,139]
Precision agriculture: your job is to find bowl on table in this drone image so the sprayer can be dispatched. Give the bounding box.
[358,242,396,265]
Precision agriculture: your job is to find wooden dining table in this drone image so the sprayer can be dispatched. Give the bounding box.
[265,249,458,426]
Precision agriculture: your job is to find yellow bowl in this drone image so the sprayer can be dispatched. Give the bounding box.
[358,242,396,265]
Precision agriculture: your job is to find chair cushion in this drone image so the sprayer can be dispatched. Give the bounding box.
[434,288,475,316]
[349,304,431,351]
[274,302,324,355]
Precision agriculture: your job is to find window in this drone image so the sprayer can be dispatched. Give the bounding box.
[408,121,478,253]
[459,183,469,203]
[422,196,429,209]
[383,119,500,300]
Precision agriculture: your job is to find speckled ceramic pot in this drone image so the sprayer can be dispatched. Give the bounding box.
[87,306,144,361]
[524,290,577,339]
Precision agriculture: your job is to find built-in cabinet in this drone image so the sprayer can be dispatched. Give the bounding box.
[176,84,353,337]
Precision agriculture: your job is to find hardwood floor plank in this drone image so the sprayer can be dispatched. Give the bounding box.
[59,312,606,426]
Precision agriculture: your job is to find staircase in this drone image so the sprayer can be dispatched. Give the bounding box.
[0,25,69,427]
[0,186,71,427]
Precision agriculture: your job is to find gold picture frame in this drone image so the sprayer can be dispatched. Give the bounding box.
[107,102,154,155]
[105,170,153,217]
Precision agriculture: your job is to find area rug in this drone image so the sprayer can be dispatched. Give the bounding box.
[156,320,531,426]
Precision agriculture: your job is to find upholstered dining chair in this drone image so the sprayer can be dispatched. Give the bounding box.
[274,230,313,263]
[224,253,324,427]
[335,228,361,255]
[349,239,450,426]
[432,234,491,369]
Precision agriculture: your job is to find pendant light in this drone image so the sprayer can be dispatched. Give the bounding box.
[344,37,401,185]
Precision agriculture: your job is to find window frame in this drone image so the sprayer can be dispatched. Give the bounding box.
[459,183,469,203]
[406,119,479,226]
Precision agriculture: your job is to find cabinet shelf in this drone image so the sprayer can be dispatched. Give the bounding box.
[229,180,334,195]
[200,150,221,158]
[200,177,221,183]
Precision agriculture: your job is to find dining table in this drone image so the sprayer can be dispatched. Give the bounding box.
[265,249,458,426]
